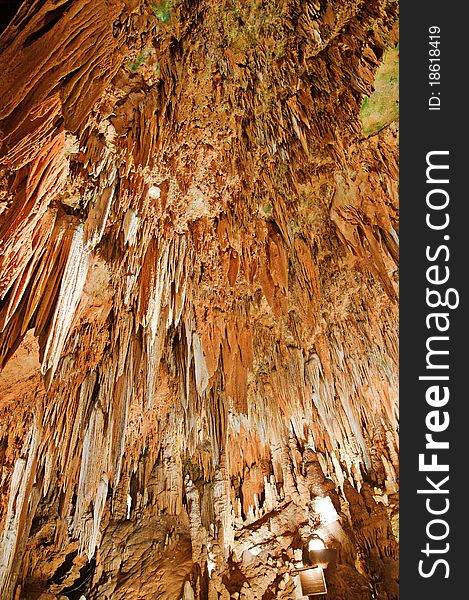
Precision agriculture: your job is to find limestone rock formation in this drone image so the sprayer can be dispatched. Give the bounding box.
[0,1,399,598]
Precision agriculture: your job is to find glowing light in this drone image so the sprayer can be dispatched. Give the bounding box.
[207,559,216,577]
[293,548,303,562]
[207,543,216,578]
[314,496,338,525]
[148,186,161,199]
[308,537,326,551]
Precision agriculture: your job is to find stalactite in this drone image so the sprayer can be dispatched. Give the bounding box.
[41,224,89,381]
[0,423,39,598]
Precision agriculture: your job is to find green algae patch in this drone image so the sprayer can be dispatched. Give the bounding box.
[360,45,399,136]
[151,1,173,24]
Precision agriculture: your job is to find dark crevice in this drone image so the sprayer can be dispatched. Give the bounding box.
[22,2,73,48]
[0,0,23,34]
[48,549,78,585]
[61,557,96,599]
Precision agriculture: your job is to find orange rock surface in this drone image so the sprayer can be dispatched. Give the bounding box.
[0,1,398,598]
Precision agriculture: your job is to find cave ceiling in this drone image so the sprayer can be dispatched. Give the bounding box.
[0,1,399,598]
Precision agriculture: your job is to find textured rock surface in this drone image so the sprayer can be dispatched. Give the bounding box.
[0,1,398,598]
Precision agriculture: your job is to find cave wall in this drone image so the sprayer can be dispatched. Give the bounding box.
[0,1,399,598]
